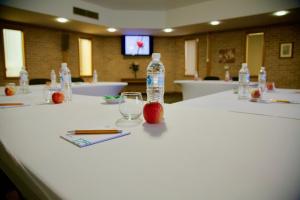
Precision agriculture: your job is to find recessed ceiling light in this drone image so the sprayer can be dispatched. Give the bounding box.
[273,10,289,16]
[107,28,117,32]
[210,20,220,26]
[56,17,69,23]
[163,28,173,33]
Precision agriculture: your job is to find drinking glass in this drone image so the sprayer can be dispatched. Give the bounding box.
[266,82,275,92]
[43,84,58,103]
[119,92,143,120]
[250,87,262,101]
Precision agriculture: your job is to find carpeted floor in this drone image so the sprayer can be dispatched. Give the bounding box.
[164,92,183,103]
[0,170,23,200]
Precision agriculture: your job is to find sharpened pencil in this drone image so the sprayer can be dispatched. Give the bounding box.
[68,129,122,134]
[0,103,24,106]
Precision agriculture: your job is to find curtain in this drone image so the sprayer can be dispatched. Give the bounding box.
[185,39,197,76]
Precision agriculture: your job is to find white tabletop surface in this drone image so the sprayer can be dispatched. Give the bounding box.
[0,82,127,103]
[175,89,300,120]
[1,87,300,200]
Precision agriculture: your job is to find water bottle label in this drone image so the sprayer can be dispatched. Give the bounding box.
[20,74,28,82]
[146,75,153,86]
[147,74,164,87]
[157,74,164,86]
[259,74,266,81]
[239,73,249,82]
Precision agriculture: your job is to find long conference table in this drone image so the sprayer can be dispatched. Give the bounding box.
[1,84,300,200]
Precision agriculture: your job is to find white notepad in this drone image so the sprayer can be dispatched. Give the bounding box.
[61,131,130,147]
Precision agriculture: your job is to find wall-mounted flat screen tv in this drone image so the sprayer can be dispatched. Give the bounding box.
[121,35,153,56]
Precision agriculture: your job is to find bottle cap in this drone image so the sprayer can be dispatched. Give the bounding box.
[242,63,247,69]
[61,63,67,69]
[152,53,161,60]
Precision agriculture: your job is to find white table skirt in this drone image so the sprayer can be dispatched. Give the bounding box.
[174,80,239,100]
[72,82,127,96]
[1,87,300,200]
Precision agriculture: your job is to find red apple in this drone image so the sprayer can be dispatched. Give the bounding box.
[251,89,261,99]
[143,102,164,124]
[5,87,16,96]
[266,82,274,91]
[136,41,144,48]
[52,92,64,104]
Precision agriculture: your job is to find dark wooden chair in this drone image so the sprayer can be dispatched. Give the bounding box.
[232,76,239,81]
[71,77,84,82]
[203,76,220,80]
[29,78,51,85]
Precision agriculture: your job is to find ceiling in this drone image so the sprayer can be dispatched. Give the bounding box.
[82,0,211,10]
[0,5,299,36]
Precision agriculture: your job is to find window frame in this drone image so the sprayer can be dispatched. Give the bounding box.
[1,27,26,79]
[78,37,93,77]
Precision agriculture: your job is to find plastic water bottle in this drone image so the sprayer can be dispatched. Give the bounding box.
[225,70,231,81]
[50,69,57,88]
[93,69,98,83]
[224,65,230,81]
[60,63,66,90]
[19,67,30,93]
[238,63,250,99]
[258,66,266,92]
[60,63,72,102]
[146,53,165,104]
[194,70,199,80]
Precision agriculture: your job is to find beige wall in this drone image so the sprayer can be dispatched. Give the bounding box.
[0,20,299,91]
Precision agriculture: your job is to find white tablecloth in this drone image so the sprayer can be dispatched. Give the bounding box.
[1,87,300,200]
[174,80,239,100]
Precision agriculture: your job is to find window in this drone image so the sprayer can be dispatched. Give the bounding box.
[184,39,198,75]
[3,29,25,77]
[246,32,264,76]
[79,38,92,76]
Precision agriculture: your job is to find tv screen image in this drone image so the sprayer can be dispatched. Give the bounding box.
[122,35,153,56]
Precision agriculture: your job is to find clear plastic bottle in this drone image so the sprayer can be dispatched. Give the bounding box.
[60,63,72,102]
[194,70,199,80]
[93,69,98,83]
[19,67,30,93]
[146,53,165,104]
[224,65,230,81]
[50,69,57,88]
[238,63,250,99]
[225,70,231,81]
[258,66,266,92]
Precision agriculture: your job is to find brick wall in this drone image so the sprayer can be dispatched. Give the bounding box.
[173,23,300,89]
[264,24,300,89]
[0,21,299,91]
